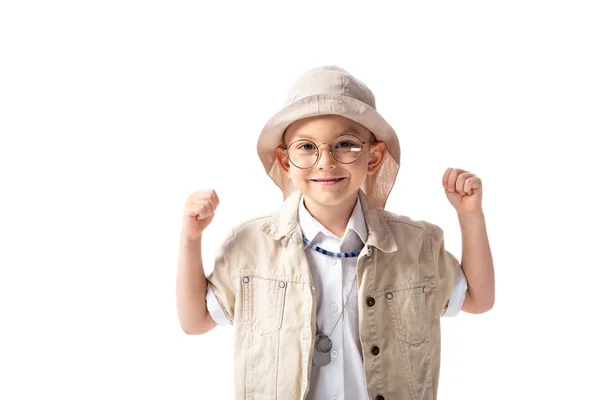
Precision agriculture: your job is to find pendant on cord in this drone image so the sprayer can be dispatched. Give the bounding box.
[313,333,333,367]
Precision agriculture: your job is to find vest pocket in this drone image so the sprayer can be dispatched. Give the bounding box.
[385,285,430,345]
[242,276,288,336]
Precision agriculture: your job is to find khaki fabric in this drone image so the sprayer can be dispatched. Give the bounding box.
[207,190,460,400]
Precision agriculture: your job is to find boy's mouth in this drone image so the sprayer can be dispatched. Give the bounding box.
[310,177,347,184]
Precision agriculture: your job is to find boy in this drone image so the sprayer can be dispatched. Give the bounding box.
[176,66,495,400]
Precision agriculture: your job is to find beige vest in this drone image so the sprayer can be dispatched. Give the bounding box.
[207,190,460,400]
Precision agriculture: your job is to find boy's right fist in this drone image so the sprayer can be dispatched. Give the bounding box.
[182,189,219,241]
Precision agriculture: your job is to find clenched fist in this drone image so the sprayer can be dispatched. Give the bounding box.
[442,168,483,215]
[181,189,220,241]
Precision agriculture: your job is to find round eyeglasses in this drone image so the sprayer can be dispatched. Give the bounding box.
[283,134,368,169]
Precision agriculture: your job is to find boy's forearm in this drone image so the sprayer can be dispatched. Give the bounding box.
[176,233,211,334]
[457,211,495,313]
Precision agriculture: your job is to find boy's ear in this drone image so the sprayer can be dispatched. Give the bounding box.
[275,145,291,176]
[367,141,387,175]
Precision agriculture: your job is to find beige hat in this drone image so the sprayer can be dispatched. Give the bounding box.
[256,66,400,209]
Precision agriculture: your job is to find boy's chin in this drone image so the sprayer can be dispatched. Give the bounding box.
[302,189,358,208]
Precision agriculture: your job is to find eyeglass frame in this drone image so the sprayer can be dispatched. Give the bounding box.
[282,133,372,169]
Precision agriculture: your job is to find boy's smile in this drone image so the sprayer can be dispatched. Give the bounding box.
[309,176,347,185]
[275,114,387,235]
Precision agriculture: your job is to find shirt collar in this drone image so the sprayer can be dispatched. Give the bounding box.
[259,189,398,253]
[297,194,368,245]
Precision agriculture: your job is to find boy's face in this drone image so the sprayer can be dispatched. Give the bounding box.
[275,115,386,209]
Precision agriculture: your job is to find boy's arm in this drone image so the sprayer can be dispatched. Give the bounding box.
[457,211,495,314]
[176,232,217,335]
[441,167,495,314]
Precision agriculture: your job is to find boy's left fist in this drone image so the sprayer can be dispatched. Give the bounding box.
[442,168,483,215]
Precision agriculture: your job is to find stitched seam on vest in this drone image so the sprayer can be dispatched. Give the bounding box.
[372,249,385,396]
[385,218,431,234]
[244,280,252,400]
[271,331,280,398]
[425,233,441,316]
[399,341,417,400]
[425,335,434,398]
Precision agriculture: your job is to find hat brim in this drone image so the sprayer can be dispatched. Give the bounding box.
[257,93,400,209]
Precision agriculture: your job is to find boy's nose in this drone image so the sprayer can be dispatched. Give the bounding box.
[315,144,337,169]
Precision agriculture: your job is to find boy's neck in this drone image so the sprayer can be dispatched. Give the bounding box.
[302,192,359,239]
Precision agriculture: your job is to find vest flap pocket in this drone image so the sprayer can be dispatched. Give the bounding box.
[385,284,430,345]
[242,275,287,336]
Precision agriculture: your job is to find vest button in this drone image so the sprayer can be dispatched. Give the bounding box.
[371,345,380,356]
[376,396,385,400]
[366,297,375,307]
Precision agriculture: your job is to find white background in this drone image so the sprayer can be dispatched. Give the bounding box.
[1,1,599,399]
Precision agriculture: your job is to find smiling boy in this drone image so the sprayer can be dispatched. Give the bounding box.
[176,66,495,400]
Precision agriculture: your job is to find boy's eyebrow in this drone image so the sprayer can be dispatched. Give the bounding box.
[292,128,361,141]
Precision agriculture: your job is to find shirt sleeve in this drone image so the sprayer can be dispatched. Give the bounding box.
[206,283,233,326]
[442,267,468,317]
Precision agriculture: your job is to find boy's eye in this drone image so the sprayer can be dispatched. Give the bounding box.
[297,142,316,151]
[334,140,361,149]
[335,140,356,148]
